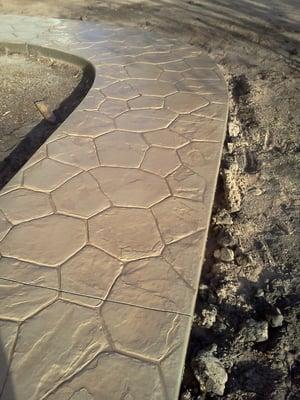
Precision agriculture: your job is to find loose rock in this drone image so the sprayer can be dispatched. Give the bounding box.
[34,100,57,124]
[242,319,269,343]
[216,229,236,247]
[228,120,240,137]
[267,307,284,328]
[192,352,228,396]
[180,391,192,400]
[213,209,233,226]
[214,247,235,262]
[223,163,242,212]
[200,306,218,328]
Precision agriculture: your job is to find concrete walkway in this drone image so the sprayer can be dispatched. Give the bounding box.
[0,15,228,400]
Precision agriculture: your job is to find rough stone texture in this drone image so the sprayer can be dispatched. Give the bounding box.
[0,320,18,392]
[47,136,99,170]
[52,172,110,218]
[0,189,53,224]
[47,353,165,400]
[61,245,123,298]
[0,257,58,288]
[0,15,227,400]
[1,300,109,400]
[108,257,195,313]
[165,92,209,114]
[23,158,81,192]
[89,207,164,261]
[152,197,206,244]
[141,147,181,177]
[0,215,87,266]
[0,278,57,321]
[95,131,148,167]
[91,166,170,207]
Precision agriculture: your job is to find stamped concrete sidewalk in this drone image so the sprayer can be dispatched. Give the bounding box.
[0,15,228,400]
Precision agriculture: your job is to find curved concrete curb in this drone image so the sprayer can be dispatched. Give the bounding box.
[0,15,228,400]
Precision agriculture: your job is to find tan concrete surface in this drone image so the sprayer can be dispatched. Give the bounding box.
[0,15,228,399]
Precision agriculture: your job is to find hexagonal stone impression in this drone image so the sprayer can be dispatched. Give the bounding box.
[167,165,206,200]
[65,111,114,137]
[52,172,110,218]
[152,197,206,243]
[141,147,181,177]
[165,92,209,114]
[96,64,128,79]
[159,70,183,82]
[0,189,52,224]
[162,60,190,72]
[0,279,56,321]
[128,79,176,96]
[162,230,206,289]
[178,142,220,173]
[101,81,139,100]
[183,67,220,80]
[109,257,194,313]
[125,62,162,79]
[46,353,163,400]
[101,301,189,359]
[0,215,86,266]
[77,93,105,111]
[192,101,227,120]
[61,246,123,298]
[95,131,148,167]
[1,301,109,400]
[128,96,163,110]
[144,128,188,149]
[48,136,99,169]
[176,117,224,141]
[91,167,169,207]
[0,257,58,288]
[89,208,163,261]
[115,109,176,132]
[23,158,80,191]
[98,98,128,118]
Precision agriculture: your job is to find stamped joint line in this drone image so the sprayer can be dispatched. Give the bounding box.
[0,15,228,400]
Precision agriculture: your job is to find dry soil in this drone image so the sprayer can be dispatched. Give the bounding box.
[0,49,92,189]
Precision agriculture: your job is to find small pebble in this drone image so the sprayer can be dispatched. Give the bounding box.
[201,306,218,328]
[267,307,284,328]
[236,253,252,266]
[180,391,192,400]
[193,352,228,396]
[214,247,235,262]
[255,288,265,297]
[243,319,268,343]
[228,121,240,137]
[227,142,234,154]
[248,187,263,196]
[216,229,236,247]
[213,209,233,226]
[34,100,57,124]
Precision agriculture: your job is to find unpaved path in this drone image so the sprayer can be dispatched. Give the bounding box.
[0,1,299,399]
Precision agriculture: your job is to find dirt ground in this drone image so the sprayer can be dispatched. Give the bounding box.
[0,1,299,399]
[0,50,92,189]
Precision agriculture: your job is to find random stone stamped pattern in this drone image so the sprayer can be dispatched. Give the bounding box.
[0,15,228,400]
